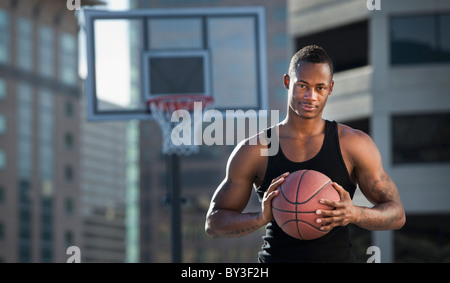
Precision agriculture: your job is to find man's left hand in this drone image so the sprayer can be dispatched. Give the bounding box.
[315,182,359,231]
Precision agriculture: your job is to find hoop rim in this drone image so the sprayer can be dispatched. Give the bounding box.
[146,95,215,156]
[146,95,214,112]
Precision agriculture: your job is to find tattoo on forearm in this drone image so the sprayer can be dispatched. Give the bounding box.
[224,224,259,236]
[214,179,232,201]
[369,171,396,202]
[360,170,403,230]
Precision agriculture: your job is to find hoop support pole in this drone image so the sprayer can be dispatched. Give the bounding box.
[166,153,182,263]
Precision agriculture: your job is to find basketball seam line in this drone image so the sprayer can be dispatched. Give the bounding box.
[272,207,317,213]
[295,170,308,240]
[280,219,327,233]
[279,180,332,205]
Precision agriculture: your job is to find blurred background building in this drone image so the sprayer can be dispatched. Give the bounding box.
[0,0,449,263]
[288,0,450,262]
[0,0,90,262]
[0,0,141,263]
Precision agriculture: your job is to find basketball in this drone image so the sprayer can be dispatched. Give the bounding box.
[271,169,340,240]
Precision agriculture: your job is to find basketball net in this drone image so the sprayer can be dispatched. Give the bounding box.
[147,95,214,156]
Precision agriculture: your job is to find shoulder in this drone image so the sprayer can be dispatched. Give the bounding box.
[227,127,272,166]
[337,123,372,144]
[337,123,381,165]
[229,127,272,161]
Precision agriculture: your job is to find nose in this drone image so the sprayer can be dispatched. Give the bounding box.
[304,88,318,101]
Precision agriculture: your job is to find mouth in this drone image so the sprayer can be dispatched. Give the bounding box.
[300,103,316,111]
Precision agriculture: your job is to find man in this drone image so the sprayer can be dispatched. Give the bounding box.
[205,45,406,262]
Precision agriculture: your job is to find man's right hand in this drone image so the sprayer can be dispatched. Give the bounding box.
[260,172,289,224]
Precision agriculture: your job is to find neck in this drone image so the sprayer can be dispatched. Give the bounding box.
[281,109,326,138]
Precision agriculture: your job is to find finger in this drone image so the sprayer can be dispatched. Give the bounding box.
[331,182,349,199]
[266,180,282,195]
[264,184,281,200]
[316,216,338,227]
[266,189,280,200]
[274,172,290,182]
[316,208,339,217]
[318,198,341,208]
[267,172,289,192]
[272,172,289,184]
[319,222,335,232]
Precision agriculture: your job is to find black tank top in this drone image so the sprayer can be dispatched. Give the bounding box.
[256,120,357,263]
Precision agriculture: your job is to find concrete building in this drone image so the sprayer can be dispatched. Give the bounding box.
[0,0,139,263]
[79,99,128,262]
[288,0,450,262]
[0,0,85,262]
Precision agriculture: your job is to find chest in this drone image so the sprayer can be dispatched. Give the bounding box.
[253,134,325,189]
[254,129,356,194]
[279,134,325,163]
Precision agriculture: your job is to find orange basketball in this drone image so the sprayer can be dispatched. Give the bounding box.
[271,169,340,240]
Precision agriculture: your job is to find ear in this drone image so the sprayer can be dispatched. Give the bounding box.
[329,80,334,95]
[283,74,290,90]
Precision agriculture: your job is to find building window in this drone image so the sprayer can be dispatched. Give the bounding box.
[65,230,74,247]
[439,14,450,62]
[17,82,34,179]
[65,133,73,150]
[0,114,5,134]
[65,198,73,215]
[18,178,32,262]
[39,88,54,183]
[65,101,73,118]
[392,112,450,164]
[65,166,73,182]
[0,8,9,64]
[296,20,368,73]
[39,25,54,78]
[0,150,5,170]
[342,118,370,136]
[17,17,33,71]
[59,32,77,85]
[391,13,450,65]
[0,78,6,99]
[0,186,4,204]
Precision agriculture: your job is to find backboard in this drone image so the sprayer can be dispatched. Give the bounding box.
[82,6,269,121]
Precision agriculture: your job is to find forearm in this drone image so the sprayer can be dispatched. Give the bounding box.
[353,202,405,231]
[205,208,266,238]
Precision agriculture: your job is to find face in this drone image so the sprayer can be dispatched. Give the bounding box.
[284,61,334,120]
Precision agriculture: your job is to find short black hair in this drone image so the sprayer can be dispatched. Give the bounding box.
[288,45,334,77]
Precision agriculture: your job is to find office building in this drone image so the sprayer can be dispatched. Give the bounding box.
[288,0,450,262]
[0,0,140,263]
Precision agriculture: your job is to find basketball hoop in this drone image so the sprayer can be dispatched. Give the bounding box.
[147,95,214,156]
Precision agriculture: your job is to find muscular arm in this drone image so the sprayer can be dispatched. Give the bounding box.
[205,138,286,238]
[351,135,406,230]
[318,128,406,231]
